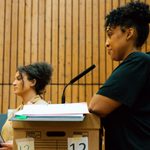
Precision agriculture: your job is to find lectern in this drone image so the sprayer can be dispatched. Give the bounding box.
[12,113,101,150]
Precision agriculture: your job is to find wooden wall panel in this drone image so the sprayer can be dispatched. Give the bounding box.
[85,0,92,102]
[0,0,150,113]
[31,0,38,62]
[44,0,52,102]
[18,0,25,66]
[25,0,31,64]
[3,0,11,113]
[58,0,65,103]
[79,0,85,102]
[0,0,5,113]
[99,0,106,84]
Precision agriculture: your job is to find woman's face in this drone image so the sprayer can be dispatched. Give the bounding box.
[105,26,132,61]
[13,71,34,96]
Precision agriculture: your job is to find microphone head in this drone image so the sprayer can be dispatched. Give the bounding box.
[91,64,96,69]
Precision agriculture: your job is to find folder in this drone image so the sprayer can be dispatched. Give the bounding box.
[11,102,89,122]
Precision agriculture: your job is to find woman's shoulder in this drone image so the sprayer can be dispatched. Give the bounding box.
[35,99,48,105]
[31,95,48,105]
[146,51,150,56]
[126,51,150,63]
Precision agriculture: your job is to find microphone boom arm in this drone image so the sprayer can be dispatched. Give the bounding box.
[61,64,96,103]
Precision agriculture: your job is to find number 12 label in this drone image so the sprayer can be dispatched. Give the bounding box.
[16,138,34,150]
[68,137,88,150]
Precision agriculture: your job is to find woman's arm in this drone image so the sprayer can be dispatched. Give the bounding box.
[0,141,13,150]
[89,94,121,117]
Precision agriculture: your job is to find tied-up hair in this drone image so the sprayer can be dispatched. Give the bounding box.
[17,62,53,95]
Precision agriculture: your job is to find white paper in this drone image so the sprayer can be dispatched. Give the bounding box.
[15,102,89,116]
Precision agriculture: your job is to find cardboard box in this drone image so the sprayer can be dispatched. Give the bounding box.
[12,113,101,150]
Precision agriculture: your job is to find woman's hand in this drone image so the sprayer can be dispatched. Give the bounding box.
[0,141,13,150]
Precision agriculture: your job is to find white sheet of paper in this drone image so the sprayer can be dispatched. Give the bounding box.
[16,138,34,150]
[15,102,89,116]
[68,137,88,150]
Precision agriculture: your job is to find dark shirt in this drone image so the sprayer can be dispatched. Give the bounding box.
[97,52,150,150]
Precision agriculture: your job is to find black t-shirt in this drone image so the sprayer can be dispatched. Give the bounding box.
[97,52,150,150]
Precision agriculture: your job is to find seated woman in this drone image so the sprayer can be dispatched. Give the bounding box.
[0,62,53,150]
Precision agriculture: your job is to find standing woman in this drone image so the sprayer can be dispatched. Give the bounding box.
[0,62,53,149]
[89,1,150,150]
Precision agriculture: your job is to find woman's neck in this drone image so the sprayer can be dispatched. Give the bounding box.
[123,47,139,60]
[21,91,37,104]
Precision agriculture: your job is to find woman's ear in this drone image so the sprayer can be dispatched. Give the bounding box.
[126,28,135,40]
[30,79,36,87]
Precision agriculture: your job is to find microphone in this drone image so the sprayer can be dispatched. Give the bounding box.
[61,64,96,103]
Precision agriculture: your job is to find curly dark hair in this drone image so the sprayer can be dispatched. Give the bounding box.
[17,62,53,95]
[105,1,150,47]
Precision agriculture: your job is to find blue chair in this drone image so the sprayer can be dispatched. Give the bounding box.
[0,114,7,132]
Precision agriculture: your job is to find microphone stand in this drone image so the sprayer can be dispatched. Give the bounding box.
[61,64,96,103]
[61,83,70,103]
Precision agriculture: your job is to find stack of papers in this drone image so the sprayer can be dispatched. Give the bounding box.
[11,102,89,121]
